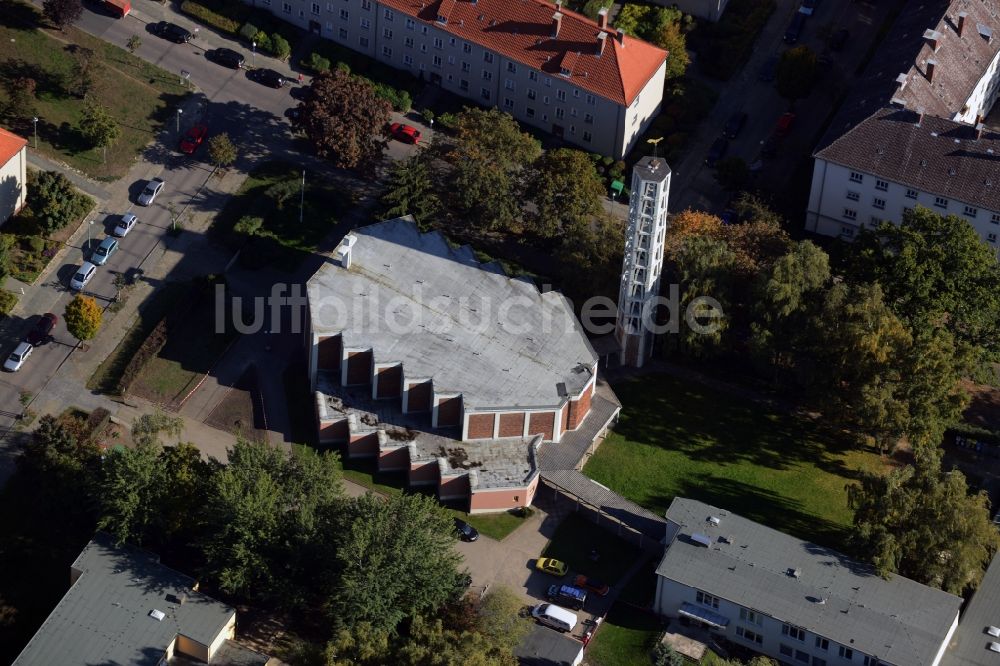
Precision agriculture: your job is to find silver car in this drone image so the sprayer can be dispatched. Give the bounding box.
[137,178,164,206]
[92,237,118,266]
[70,262,97,291]
[4,342,32,372]
[114,213,138,237]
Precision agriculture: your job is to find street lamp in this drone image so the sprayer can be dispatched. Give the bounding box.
[176,108,183,133]
[31,116,38,149]
[86,219,94,253]
[252,41,256,68]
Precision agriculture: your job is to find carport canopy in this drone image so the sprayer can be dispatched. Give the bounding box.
[678,602,730,628]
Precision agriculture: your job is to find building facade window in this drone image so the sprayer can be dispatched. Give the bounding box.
[586,93,596,105]
[282,2,291,13]
[339,8,348,19]
[530,71,539,82]
[870,216,882,225]
[481,88,491,100]
[875,179,889,191]
[695,591,720,609]
[780,645,794,657]
[794,651,809,664]
[526,107,535,118]
[555,108,565,119]
[434,37,443,49]
[383,28,392,38]
[311,2,320,14]
[404,37,413,47]
[838,647,854,660]
[405,18,414,29]
[964,205,979,217]
[812,658,826,666]
[989,232,997,243]
[507,62,517,73]
[873,197,886,210]
[583,130,591,142]
[482,70,492,81]
[505,79,514,90]
[359,36,369,47]
[543,95,550,105]
[934,196,948,208]
[483,52,494,63]
[557,90,566,101]
[403,54,413,65]
[782,624,806,641]
[360,17,370,29]
[463,42,472,53]
[527,89,536,100]
[584,113,594,124]
[815,637,828,650]
[338,27,348,38]
[843,208,857,221]
[905,188,918,199]
[459,79,469,91]
[383,8,393,19]
[846,191,860,201]
[361,0,370,9]
[382,46,392,57]
[461,61,470,72]
[433,55,442,67]
[849,171,863,183]
[739,609,762,625]
[735,627,763,644]
[504,98,514,109]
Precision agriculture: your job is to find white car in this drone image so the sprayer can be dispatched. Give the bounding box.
[114,213,138,237]
[70,262,97,291]
[137,178,164,206]
[4,342,32,372]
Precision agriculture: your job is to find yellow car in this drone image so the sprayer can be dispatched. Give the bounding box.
[535,558,568,577]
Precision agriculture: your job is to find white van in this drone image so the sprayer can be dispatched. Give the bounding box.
[531,603,578,633]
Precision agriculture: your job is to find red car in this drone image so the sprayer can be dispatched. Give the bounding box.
[389,123,421,144]
[774,112,796,138]
[179,125,208,154]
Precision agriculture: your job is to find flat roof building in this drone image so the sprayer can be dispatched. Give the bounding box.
[12,533,266,666]
[941,554,1000,666]
[307,218,619,512]
[654,498,963,666]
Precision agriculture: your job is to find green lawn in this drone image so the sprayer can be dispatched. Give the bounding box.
[541,513,642,585]
[337,460,530,541]
[587,604,661,666]
[211,161,354,269]
[584,374,891,547]
[0,0,188,180]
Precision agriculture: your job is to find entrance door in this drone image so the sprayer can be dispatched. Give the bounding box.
[309,20,321,34]
[552,124,565,138]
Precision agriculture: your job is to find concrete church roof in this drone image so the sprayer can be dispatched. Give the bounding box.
[307,217,598,411]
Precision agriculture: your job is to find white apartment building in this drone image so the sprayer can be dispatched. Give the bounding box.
[654,498,963,666]
[806,108,1000,246]
[244,0,668,158]
[807,0,1000,242]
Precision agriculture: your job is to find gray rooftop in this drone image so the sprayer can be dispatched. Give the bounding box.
[514,624,584,666]
[657,498,962,666]
[941,553,1000,666]
[307,217,598,411]
[14,533,235,666]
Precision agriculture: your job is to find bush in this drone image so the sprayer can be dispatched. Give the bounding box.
[253,30,271,52]
[234,215,263,236]
[27,171,93,235]
[270,32,291,60]
[179,0,240,34]
[304,52,332,73]
[239,22,258,42]
[25,236,45,253]
[117,317,168,395]
[0,290,17,316]
[371,81,412,112]
[336,61,351,75]
[82,407,111,445]
[437,111,457,129]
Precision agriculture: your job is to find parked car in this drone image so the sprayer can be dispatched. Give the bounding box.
[784,12,806,43]
[705,137,729,168]
[723,111,748,139]
[25,313,57,346]
[114,212,138,237]
[390,123,422,144]
[531,603,577,633]
[4,342,33,372]
[454,518,479,542]
[758,54,779,82]
[535,558,568,577]
[207,47,245,69]
[830,28,850,51]
[152,21,192,44]
[547,584,587,610]
[91,237,119,266]
[179,125,208,154]
[250,68,286,88]
[573,574,610,596]
[70,262,97,291]
[775,112,797,137]
[799,0,819,15]
[137,178,164,206]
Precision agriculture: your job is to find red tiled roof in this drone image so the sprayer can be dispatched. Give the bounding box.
[0,127,27,165]
[378,0,667,106]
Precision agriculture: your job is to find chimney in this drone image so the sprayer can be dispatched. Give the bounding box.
[616,29,625,46]
[923,29,942,51]
[597,7,609,30]
[917,106,926,127]
[597,30,608,57]
[958,12,967,37]
[978,122,986,140]
[552,11,562,38]
[926,58,937,82]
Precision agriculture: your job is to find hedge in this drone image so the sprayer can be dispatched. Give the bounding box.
[372,81,412,112]
[117,316,169,396]
[179,0,241,34]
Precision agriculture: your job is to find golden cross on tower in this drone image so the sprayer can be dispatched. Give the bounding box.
[647,136,664,160]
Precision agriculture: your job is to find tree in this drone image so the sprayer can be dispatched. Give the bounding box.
[776,45,817,100]
[65,46,95,98]
[559,214,624,300]
[476,586,531,661]
[714,156,749,192]
[848,449,998,594]
[672,235,737,356]
[64,294,102,344]
[233,215,263,236]
[99,444,165,546]
[126,35,141,55]
[298,68,392,170]
[614,5,681,41]
[581,0,611,20]
[207,132,238,170]
[27,170,93,234]
[656,21,690,80]
[527,148,605,238]
[652,643,685,666]
[394,616,514,666]
[3,77,36,119]
[42,0,82,30]
[158,442,217,542]
[131,409,183,448]
[327,492,462,632]
[79,102,121,163]
[201,440,343,602]
[850,207,1000,360]
[270,33,291,60]
[381,152,442,228]
[445,107,541,231]
[19,415,101,516]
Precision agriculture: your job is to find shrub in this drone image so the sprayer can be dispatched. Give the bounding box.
[25,236,46,253]
[27,171,93,234]
[82,407,111,445]
[234,215,263,236]
[421,108,435,124]
[239,22,258,42]
[117,317,169,395]
[372,81,411,112]
[253,30,271,52]
[179,0,240,34]
[270,33,291,60]
[437,111,457,129]
[305,52,331,72]
[336,61,351,74]
[0,290,17,316]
